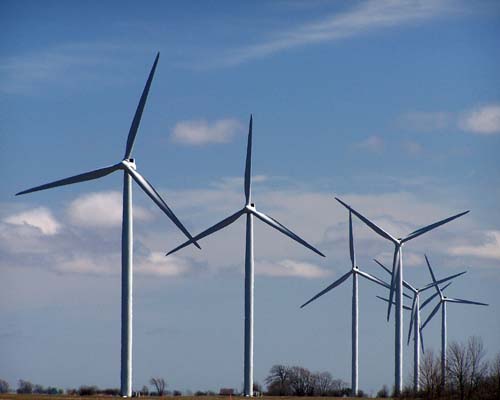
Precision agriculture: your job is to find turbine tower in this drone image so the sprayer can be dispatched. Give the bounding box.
[334,197,468,394]
[421,255,488,388]
[374,259,465,392]
[301,210,392,396]
[167,115,324,397]
[16,53,199,397]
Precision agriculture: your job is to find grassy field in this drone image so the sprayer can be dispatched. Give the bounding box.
[0,396,375,400]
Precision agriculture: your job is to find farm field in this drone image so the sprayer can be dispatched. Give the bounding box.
[0,396,374,400]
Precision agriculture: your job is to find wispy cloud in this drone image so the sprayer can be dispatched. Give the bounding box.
[0,42,126,94]
[459,104,500,135]
[171,118,243,146]
[219,0,459,66]
[256,259,332,278]
[356,135,384,152]
[399,103,500,135]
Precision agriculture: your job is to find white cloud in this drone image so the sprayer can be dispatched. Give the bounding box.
[67,191,151,228]
[449,231,500,261]
[356,135,384,152]
[171,119,243,145]
[256,259,332,279]
[136,252,199,277]
[460,104,500,135]
[4,207,61,235]
[220,0,457,66]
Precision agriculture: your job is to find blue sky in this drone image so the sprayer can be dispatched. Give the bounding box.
[1,0,499,395]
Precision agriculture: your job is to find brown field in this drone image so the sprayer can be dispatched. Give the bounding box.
[0,396,375,400]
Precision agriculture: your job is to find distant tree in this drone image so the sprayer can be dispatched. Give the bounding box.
[447,336,488,400]
[66,388,78,395]
[150,378,167,396]
[141,385,150,396]
[288,366,314,396]
[17,379,33,394]
[265,364,291,395]
[33,384,45,394]
[195,390,207,396]
[311,371,333,396]
[78,385,99,396]
[376,384,389,398]
[173,389,182,396]
[419,349,441,398]
[0,379,10,394]
[490,353,500,399]
[46,386,63,395]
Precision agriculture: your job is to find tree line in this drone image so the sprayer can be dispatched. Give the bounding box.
[1,337,498,399]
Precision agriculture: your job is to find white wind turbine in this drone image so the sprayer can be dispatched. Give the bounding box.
[167,115,324,397]
[334,197,468,394]
[374,259,465,392]
[301,210,394,396]
[16,53,199,397]
[421,255,488,388]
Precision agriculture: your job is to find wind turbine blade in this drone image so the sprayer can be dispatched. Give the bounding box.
[420,328,425,354]
[252,209,325,257]
[124,166,200,249]
[300,271,352,308]
[374,259,392,276]
[376,296,411,311]
[445,298,488,306]
[167,208,245,255]
[407,296,417,345]
[420,271,466,292]
[402,210,470,243]
[124,52,160,159]
[421,301,441,330]
[244,115,253,204]
[335,197,398,244]
[349,211,355,269]
[357,269,390,289]
[16,164,120,196]
[373,259,415,292]
[386,248,400,321]
[424,254,442,297]
[420,291,441,310]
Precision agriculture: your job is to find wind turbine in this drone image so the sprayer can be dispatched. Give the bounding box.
[421,255,488,388]
[167,115,324,397]
[16,53,199,397]
[301,210,393,396]
[334,197,468,394]
[374,259,465,392]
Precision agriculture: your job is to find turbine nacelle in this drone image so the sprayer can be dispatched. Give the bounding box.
[121,159,137,170]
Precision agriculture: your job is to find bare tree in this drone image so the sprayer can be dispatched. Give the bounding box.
[288,366,314,396]
[312,371,333,396]
[265,364,291,395]
[150,377,167,396]
[490,353,500,400]
[419,349,441,398]
[0,379,9,394]
[447,336,488,400]
[17,380,33,394]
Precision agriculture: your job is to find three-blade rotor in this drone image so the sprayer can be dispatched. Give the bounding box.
[16,53,199,248]
[421,256,488,330]
[167,115,324,260]
[335,197,469,319]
